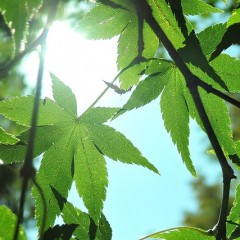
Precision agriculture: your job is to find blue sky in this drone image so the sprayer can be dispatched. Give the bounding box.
[23,19,224,240]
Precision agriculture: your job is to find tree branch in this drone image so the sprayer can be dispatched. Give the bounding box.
[142,1,236,239]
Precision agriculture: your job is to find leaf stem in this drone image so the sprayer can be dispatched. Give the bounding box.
[77,59,140,119]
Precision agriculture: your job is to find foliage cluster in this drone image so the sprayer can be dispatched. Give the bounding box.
[0,0,240,240]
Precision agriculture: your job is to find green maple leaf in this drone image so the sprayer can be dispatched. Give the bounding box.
[0,127,19,145]
[227,183,240,238]
[0,205,26,240]
[181,0,222,15]
[0,75,158,230]
[160,67,196,176]
[120,60,196,176]
[147,0,185,49]
[62,202,112,240]
[141,226,215,239]
[80,0,159,89]
[197,24,227,57]
[0,0,42,55]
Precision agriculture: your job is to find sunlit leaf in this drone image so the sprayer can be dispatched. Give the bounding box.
[227,183,240,238]
[182,0,222,15]
[0,205,26,240]
[0,126,19,145]
[0,0,42,54]
[0,75,159,230]
[62,202,112,240]
[161,68,196,176]
[141,227,215,239]
[227,8,240,27]
[51,73,77,117]
[147,0,185,49]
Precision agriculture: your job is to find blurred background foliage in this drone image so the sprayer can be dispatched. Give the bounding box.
[0,0,239,234]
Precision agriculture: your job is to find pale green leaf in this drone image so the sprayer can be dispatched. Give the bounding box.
[51,73,77,117]
[0,96,73,127]
[210,54,240,92]
[0,0,42,54]
[182,0,222,15]
[199,88,235,155]
[142,21,159,60]
[117,5,158,87]
[122,61,173,110]
[87,124,159,174]
[62,202,90,239]
[79,2,131,39]
[0,144,26,164]
[227,8,240,27]
[142,227,215,239]
[75,128,108,224]
[119,61,147,90]
[184,85,235,156]
[62,202,112,240]
[80,107,119,124]
[33,129,75,230]
[117,19,138,69]
[0,205,26,240]
[227,183,240,238]
[147,0,185,49]
[0,126,19,145]
[161,69,196,176]
[197,24,226,56]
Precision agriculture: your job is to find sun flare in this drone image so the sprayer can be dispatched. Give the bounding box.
[44,21,118,113]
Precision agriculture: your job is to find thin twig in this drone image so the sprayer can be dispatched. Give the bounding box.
[13,35,47,240]
[13,1,59,239]
[78,57,145,119]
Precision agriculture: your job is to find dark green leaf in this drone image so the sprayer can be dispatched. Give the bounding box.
[43,224,78,240]
[62,202,112,240]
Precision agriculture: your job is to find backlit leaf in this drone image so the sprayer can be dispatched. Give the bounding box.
[74,129,108,224]
[79,2,131,39]
[122,60,173,111]
[62,202,112,240]
[147,0,185,49]
[86,123,159,174]
[141,227,215,239]
[0,0,42,54]
[161,68,196,176]
[227,8,240,27]
[182,0,222,15]
[0,126,19,145]
[0,205,26,240]
[227,183,240,238]
[51,73,77,117]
